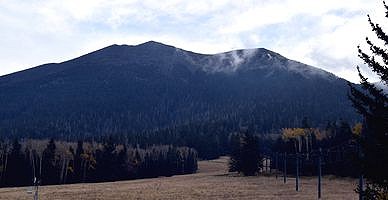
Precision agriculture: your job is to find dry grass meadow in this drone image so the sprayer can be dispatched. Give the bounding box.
[0,157,358,199]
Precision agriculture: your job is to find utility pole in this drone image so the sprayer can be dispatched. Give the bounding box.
[283,152,287,183]
[275,152,278,180]
[296,153,299,191]
[359,174,364,200]
[33,177,39,200]
[267,156,270,173]
[318,148,322,199]
[358,143,364,200]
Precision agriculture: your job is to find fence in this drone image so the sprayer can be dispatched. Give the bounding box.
[267,143,363,199]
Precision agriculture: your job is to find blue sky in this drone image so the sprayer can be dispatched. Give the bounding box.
[0,0,386,82]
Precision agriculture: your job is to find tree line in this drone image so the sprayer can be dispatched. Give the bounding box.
[226,118,360,176]
[270,120,361,177]
[0,138,197,187]
[86,118,357,160]
[0,118,357,188]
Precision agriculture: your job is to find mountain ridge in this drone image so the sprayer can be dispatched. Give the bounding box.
[0,41,359,138]
[1,41,337,81]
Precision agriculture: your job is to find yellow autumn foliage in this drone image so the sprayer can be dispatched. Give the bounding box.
[352,123,362,137]
[281,128,306,140]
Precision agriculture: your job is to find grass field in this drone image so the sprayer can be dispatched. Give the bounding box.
[0,157,358,199]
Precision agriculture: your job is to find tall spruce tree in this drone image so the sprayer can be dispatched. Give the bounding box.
[41,139,59,185]
[228,133,242,173]
[348,1,388,198]
[5,139,30,186]
[73,140,84,182]
[229,132,262,176]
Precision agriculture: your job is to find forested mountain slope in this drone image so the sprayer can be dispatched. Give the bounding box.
[0,41,358,138]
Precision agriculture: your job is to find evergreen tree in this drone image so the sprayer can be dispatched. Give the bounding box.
[66,146,75,183]
[348,2,388,198]
[301,117,310,129]
[229,132,262,176]
[133,149,142,178]
[41,139,59,185]
[117,144,128,180]
[98,137,117,181]
[228,134,242,172]
[4,139,30,186]
[73,140,84,182]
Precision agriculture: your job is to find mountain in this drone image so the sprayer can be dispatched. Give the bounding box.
[0,41,358,138]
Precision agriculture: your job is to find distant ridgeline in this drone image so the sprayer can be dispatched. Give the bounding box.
[0,41,358,140]
[0,138,198,187]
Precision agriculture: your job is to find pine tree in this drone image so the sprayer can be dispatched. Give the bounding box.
[229,132,262,176]
[228,133,242,173]
[301,117,310,129]
[5,139,30,186]
[41,139,59,185]
[348,2,388,198]
[117,144,128,180]
[66,146,75,183]
[99,137,117,181]
[240,133,262,176]
[73,140,84,182]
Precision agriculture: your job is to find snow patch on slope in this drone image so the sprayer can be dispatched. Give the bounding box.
[190,49,258,73]
[286,60,335,80]
[176,47,337,81]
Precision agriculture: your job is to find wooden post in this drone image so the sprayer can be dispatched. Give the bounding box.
[275,152,278,180]
[358,143,364,200]
[359,175,364,200]
[283,152,287,183]
[33,177,39,200]
[318,148,322,199]
[267,156,270,173]
[296,153,299,191]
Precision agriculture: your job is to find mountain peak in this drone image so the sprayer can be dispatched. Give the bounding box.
[136,41,175,49]
[139,40,164,45]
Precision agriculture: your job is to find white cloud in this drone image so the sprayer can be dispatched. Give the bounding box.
[0,0,386,82]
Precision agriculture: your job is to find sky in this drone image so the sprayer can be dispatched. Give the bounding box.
[0,0,387,83]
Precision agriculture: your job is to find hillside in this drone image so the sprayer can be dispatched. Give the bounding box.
[0,41,358,138]
[0,157,357,199]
